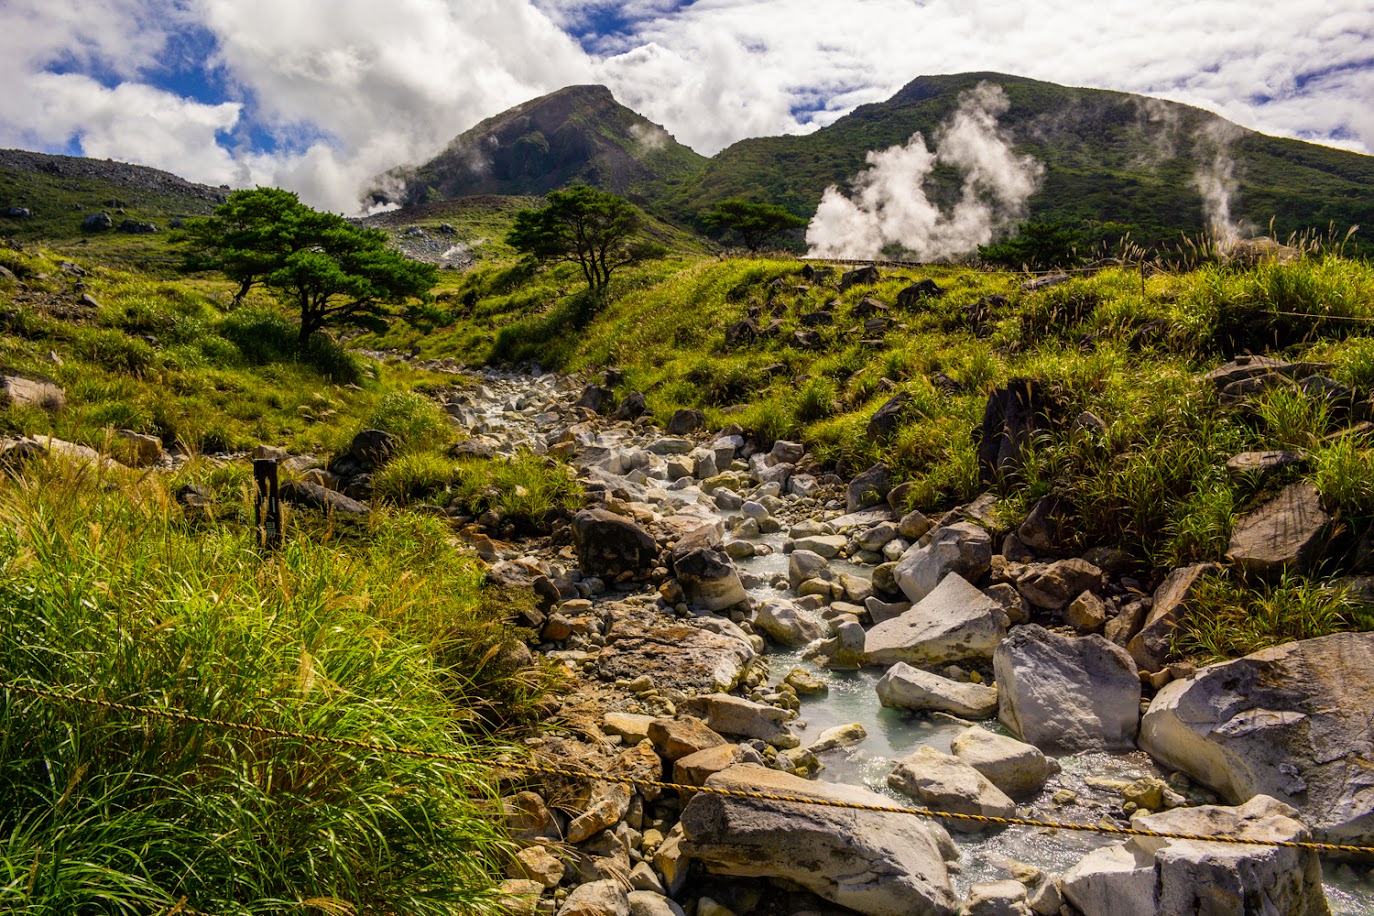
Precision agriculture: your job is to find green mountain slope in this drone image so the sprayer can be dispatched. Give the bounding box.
[668,72,1374,249]
[377,84,708,216]
[0,149,227,240]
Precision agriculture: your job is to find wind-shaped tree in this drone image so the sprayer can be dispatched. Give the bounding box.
[507,186,657,296]
[185,188,437,344]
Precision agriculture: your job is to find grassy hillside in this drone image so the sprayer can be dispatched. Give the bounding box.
[0,239,568,912]
[372,238,1374,661]
[668,73,1374,252]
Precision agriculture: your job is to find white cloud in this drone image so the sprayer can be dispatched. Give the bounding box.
[0,0,1368,213]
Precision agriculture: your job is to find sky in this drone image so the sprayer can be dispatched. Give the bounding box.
[2,0,1370,213]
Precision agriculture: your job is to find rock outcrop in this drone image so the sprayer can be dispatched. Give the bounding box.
[1139,632,1374,845]
[679,764,958,916]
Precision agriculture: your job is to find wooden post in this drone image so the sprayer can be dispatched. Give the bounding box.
[253,458,282,550]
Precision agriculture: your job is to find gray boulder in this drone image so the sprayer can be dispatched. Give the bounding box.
[680,764,958,916]
[847,463,892,512]
[1,375,66,412]
[680,694,798,749]
[572,508,659,579]
[279,480,370,515]
[994,624,1140,754]
[754,598,830,646]
[1139,631,1374,845]
[1227,481,1330,576]
[875,663,999,718]
[887,746,1016,833]
[950,726,1053,798]
[893,521,993,603]
[673,544,747,611]
[1126,563,1218,671]
[1061,796,1329,916]
[864,572,1009,667]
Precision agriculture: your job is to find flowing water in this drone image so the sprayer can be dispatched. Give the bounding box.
[464,368,1374,912]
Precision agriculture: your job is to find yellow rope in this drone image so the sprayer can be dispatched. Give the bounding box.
[6,680,1372,857]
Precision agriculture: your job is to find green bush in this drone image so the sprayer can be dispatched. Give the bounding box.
[367,392,452,452]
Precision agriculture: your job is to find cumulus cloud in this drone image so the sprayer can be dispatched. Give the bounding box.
[0,0,1369,214]
[806,83,1043,260]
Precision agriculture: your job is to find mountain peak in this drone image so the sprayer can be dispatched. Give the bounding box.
[378,84,706,208]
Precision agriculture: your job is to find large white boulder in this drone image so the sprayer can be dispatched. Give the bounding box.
[754,598,831,647]
[1139,631,1374,845]
[993,624,1140,754]
[949,726,1054,798]
[1061,796,1329,916]
[886,746,1016,833]
[893,521,992,603]
[863,573,1009,667]
[875,662,999,719]
[679,764,958,916]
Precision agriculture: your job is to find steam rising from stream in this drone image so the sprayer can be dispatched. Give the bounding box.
[805,83,1043,260]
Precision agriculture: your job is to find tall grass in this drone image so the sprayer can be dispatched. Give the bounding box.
[0,460,537,914]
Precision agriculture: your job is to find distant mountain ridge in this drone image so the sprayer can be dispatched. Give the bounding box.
[380,73,1373,252]
[376,84,707,213]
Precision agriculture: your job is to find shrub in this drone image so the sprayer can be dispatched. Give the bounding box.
[367,392,452,452]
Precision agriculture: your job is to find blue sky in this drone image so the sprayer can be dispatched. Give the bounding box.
[2,0,1370,212]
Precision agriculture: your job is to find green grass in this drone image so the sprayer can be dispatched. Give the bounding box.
[0,460,548,913]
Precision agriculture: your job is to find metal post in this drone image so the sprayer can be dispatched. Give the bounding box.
[253,458,282,550]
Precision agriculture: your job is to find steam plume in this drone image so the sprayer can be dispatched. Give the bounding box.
[1193,120,1245,248]
[806,83,1042,260]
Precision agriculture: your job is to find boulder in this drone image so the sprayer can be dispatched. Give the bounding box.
[875,663,999,719]
[867,392,910,441]
[558,880,630,916]
[1126,563,1218,671]
[788,549,833,590]
[612,392,647,421]
[1016,558,1102,611]
[864,572,1009,667]
[1203,355,1331,390]
[628,892,685,916]
[679,764,958,916]
[673,743,765,787]
[978,378,1053,484]
[838,266,881,291]
[886,746,1016,833]
[847,463,892,512]
[1138,631,1374,845]
[666,408,705,435]
[647,716,727,761]
[962,880,1031,916]
[279,480,370,515]
[1061,796,1329,916]
[680,694,798,749]
[994,624,1141,754]
[1,375,65,412]
[343,428,396,470]
[793,534,847,558]
[598,614,755,694]
[1226,450,1306,477]
[1016,495,1063,553]
[673,546,747,611]
[949,726,1053,798]
[82,211,113,231]
[1226,481,1330,576]
[896,279,944,307]
[893,521,993,603]
[572,508,659,579]
[566,783,633,843]
[754,598,830,646]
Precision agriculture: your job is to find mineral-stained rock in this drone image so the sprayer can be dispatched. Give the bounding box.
[572,508,659,579]
[864,572,1009,667]
[893,521,993,603]
[875,663,999,719]
[598,608,756,694]
[949,726,1054,798]
[994,624,1140,754]
[647,716,727,761]
[1060,796,1329,916]
[680,764,958,916]
[680,693,798,749]
[1138,631,1374,845]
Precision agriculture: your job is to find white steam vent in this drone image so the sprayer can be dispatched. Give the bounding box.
[806,82,1043,260]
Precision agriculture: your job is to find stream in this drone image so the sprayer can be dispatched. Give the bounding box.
[449,366,1374,913]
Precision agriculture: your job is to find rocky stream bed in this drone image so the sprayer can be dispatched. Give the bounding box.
[6,359,1374,915]
[431,365,1374,916]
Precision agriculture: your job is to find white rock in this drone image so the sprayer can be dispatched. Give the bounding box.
[875,663,999,718]
[754,598,831,647]
[893,521,993,603]
[887,746,1016,833]
[863,573,1009,667]
[993,624,1140,754]
[679,764,958,916]
[949,726,1054,798]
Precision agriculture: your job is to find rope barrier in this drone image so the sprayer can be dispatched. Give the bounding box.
[6,679,1374,857]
